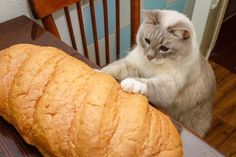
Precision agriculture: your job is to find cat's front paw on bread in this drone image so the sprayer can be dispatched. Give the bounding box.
[121,78,147,94]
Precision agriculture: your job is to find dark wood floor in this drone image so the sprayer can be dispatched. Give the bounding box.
[205,15,236,157]
[205,62,236,157]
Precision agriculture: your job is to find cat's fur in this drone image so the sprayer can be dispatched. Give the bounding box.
[101,10,216,137]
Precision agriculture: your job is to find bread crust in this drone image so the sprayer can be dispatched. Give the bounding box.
[0,44,182,157]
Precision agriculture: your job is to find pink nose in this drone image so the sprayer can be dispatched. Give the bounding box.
[147,55,154,61]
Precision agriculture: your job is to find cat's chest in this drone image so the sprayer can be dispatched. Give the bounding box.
[138,61,177,79]
[137,62,160,78]
[140,68,155,78]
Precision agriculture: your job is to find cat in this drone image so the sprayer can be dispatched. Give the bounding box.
[101,9,216,137]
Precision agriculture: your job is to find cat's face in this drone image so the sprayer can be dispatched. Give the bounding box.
[136,10,196,63]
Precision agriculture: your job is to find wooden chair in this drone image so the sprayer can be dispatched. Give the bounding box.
[28,0,140,66]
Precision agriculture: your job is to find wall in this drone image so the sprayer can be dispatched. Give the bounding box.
[183,0,196,18]
[0,0,33,23]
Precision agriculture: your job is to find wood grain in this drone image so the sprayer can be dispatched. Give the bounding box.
[205,62,236,157]
[208,17,236,156]
[207,16,236,156]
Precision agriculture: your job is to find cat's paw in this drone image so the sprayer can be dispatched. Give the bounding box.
[121,78,147,94]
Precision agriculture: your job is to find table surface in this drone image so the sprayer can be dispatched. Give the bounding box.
[0,16,225,157]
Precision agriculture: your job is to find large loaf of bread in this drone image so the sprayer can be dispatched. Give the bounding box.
[0,44,182,157]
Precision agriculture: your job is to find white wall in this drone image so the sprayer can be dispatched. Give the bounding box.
[191,0,213,43]
[0,0,33,23]
[183,0,196,18]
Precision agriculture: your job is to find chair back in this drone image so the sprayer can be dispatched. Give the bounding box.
[28,0,140,66]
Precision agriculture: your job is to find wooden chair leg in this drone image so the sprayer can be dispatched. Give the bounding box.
[41,14,60,39]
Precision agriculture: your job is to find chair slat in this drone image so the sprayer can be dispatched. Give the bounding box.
[116,0,120,59]
[130,0,140,47]
[89,0,100,66]
[76,1,89,58]
[29,0,141,66]
[42,14,60,38]
[64,6,77,50]
[103,0,110,64]
[28,0,78,19]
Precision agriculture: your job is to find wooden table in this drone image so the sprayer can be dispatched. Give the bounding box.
[0,16,225,157]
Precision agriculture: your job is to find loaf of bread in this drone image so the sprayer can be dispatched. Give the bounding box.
[0,44,182,157]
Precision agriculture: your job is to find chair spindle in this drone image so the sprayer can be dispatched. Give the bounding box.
[42,14,60,38]
[89,0,100,66]
[64,6,77,50]
[115,0,120,59]
[103,0,110,64]
[76,1,89,58]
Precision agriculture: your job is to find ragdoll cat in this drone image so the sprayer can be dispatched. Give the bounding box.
[101,10,216,137]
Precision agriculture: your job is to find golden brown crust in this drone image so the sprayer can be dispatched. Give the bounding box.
[0,44,182,157]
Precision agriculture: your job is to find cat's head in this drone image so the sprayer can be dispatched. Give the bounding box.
[136,10,198,64]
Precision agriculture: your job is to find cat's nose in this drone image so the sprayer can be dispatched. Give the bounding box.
[146,55,154,61]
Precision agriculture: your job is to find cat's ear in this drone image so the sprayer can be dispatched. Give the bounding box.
[142,9,160,25]
[168,22,191,40]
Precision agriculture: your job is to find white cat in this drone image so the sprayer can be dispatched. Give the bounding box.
[101,10,216,137]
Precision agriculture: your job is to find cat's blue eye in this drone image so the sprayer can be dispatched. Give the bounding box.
[159,46,169,52]
[144,38,151,45]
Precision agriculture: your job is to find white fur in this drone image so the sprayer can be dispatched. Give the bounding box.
[121,78,147,94]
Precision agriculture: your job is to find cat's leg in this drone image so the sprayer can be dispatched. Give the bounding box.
[179,102,213,137]
[120,75,184,107]
[101,59,139,81]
